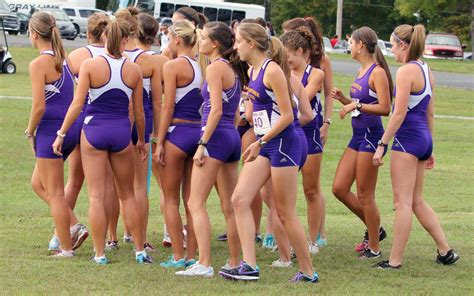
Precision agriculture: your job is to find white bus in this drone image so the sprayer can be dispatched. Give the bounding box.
[7,0,96,14]
[143,0,265,24]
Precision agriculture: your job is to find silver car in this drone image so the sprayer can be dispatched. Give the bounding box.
[40,8,76,40]
[62,7,107,38]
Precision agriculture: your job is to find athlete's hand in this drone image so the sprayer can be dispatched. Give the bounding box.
[340,102,356,119]
[52,136,64,157]
[137,140,148,162]
[243,141,261,162]
[331,87,344,101]
[425,154,435,169]
[154,143,166,166]
[193,145,206,167]
[320,124,329,147]
[372,146,385,167]
[28,135,36,155]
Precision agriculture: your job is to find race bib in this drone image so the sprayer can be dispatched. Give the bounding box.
[351,99,361,118]
[253,110,271,135]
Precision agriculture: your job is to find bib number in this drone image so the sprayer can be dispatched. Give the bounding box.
[351,99,361,118]
[253,110,271,135]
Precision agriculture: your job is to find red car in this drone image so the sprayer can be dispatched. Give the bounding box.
[424,33,465,60]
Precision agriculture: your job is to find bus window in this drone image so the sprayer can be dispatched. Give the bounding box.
[191,6,203,13]
[204,7,217,21]
[175,4,188,10]
[217,8,231,24]
[231,10,246,21]
[160,2,174,17]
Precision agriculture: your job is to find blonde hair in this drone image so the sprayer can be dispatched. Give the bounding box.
[115,7,139,37]
[267,36,294,107]
[87,12,109,43]
[29,11,65,72]
[104,18,131,58]
[392,24,425,62]
[169,20,207,78]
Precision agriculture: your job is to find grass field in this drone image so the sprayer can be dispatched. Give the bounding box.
[0,48,473,295]
[330,52,474,75]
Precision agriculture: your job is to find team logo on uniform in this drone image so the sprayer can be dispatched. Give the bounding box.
[280,157,287,163]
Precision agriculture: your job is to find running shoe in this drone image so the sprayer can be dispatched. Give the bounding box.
[373,260,401,270]
[316,234,327,248]
[219,261,259,281]
[262,234,276,249]
[136,252,153,264]
[359,247,381,259]
[160,255,186,268]
[220,260,238,272]
[48,236,60,251]
[50,250,74,258]
[216,233,228,241]
[144,242,156,252]
[289,271,319,283]
[123,234,134,243]
[255,234,262,243]
[271,259,293,268]
[162,232,172,248]
[91,255,108,265]
[175,262,214,277]
[436,249,460,265]
[105,240,119,251]
[355,227,387,252]
[71,224,89,250]
[290,247,297,259]
[308,241,320,255]
[185,258,197,267]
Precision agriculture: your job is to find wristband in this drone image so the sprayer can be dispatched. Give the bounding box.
[197,139,207,147]
[150,137,158,144]
[377,140,388,147]
[258,138,267,147]
[56,130,66,138]
[323,118,331,125]
[24,129,33,139]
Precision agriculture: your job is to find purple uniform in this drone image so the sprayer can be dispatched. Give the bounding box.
[35,50,78,160]
[348,63,385,153]
[301,65,323,154]
[292,95,308,168]
[82,54,133,152]
[247,59,302,168]
[200,58,242,162]
[125,49,153,144]
[392,61,433,160]
[237,95,252,138]
[75,45,106,144]
[165,56,203,155]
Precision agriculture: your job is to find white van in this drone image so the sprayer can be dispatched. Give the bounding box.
[62,6,106,37]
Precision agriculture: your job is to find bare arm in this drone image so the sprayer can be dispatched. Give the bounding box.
[26,59,46,135]
[150,56,164,141]
[156,61,177,145]
[131,64,145,143]
[200,62,224,143]
[292,75,313,126]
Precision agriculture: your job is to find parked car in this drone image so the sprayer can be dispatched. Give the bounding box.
[40,8,76,40]
[333,39,350,54]
[323,37,333,54]
[16,12,28,34]
[377,39,394,57]
[424,33,465,60]
[62,7,107,38]
[0,11,20,35]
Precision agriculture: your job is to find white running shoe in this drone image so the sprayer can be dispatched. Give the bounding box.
[48,236,60,251]
[123,234,134,243]
[271,259,293,268]
[175,262,214,277]
[308,241,320,255]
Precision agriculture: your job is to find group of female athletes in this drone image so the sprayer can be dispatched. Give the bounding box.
[25,5,459,284]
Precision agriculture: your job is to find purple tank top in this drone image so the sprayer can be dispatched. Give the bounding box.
[40,50,75,123]
[301,64,322,128]
[201,58,242,128]
[395,60,432,132]
[173,56,204,121]
[350,63,383,129]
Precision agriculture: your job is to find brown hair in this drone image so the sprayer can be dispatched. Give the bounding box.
[175,7,207,29]
[170,20,207,78]
[392,24,425,62]
[104,18,131,58]
[282,17,324,68]
[204,21,249,86]
[280,26,319,62]
[87,12,109,43]
[137,12,159,46]
[115,7,139,37]
[29,11,65,72]
[352,26,393,101]
[238,23,293,105]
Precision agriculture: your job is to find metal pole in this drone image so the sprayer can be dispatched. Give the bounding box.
[336,0,343,38]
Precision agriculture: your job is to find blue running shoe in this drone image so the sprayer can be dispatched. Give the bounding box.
[91,255,108,265]
[262,234,276,249]
[185,258,197,267]
[136,252,153,264]
[316,234,327,248]
[160,255,186,268]
[219,261,259,281]
[48,236,60,251]
[289,271,319,283]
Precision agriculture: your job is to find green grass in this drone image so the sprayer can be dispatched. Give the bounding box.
[0,48,473,295]
[330,52,474,75]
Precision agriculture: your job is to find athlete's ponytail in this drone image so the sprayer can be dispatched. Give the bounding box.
[105,19,130,58]
[392,24,425,63]
[137,12,159,46]
[280,26,321,68]
[115,7,139,37]
[204,21,249,86]
[352,26,393,101]
[29,11,66,73]
[197,13,208,29]
[87,12,109,44]
[268,36,294,107]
